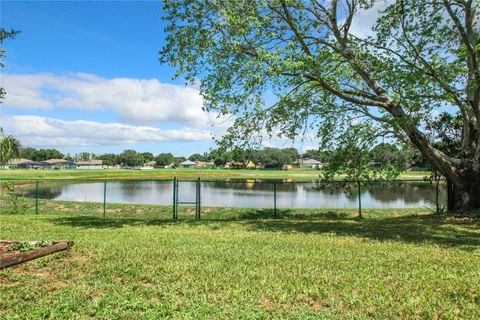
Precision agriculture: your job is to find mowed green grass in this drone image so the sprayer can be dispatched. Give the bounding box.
[1,204,479,319]
[0,168,431,181]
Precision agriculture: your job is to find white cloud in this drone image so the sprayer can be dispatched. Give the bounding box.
[2,72,210,127]
[2,115,213,147]
[348,0,393,38]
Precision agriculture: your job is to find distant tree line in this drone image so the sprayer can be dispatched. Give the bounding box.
[16,144,431,170]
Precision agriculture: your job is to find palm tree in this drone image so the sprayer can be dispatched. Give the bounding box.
[0,132,21,164]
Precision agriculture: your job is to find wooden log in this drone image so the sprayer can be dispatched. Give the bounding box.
[0,241,73,269]
[0,240,28,244]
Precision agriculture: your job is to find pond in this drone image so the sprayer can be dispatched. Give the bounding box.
[19,180,446,209]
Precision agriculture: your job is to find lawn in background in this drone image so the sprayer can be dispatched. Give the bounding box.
[0,168,431,181]
[1,206,479,319]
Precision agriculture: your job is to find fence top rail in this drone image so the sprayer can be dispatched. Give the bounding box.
[0,177,174,182]
[190,178,445,184]
[0,177,447,184]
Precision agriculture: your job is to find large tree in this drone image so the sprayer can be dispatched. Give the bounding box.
[161,0,480,211]
[119,149,145,167]
[155,152,176,166]
[30,148,64,161]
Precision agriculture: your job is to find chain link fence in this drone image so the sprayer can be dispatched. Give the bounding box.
[0,178,447,220]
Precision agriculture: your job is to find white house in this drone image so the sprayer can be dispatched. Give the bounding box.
[140,161,156,170]
[75,160,106,169]
[179,160,197,168]
[298,158,324,169]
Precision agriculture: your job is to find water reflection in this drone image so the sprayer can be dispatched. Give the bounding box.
[18,180,445,209]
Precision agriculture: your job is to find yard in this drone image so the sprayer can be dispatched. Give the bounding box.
[1,205,479,319]
[0,168,431,181]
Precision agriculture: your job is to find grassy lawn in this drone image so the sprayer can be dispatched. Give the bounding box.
[1,203,479,319]
[0,168,431,181]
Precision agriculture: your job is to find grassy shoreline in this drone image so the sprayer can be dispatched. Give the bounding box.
[0,168,431,181]
[0,206,479,319]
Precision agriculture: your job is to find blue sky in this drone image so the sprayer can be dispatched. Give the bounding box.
[1,1,223,156]
[1,1,388,157]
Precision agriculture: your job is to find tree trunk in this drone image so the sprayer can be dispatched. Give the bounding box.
[448,168,480,212]
[392,107,479,212]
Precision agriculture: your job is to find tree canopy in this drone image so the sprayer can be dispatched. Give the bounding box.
[161,0,480,210]
[0,132,21,164]
[119,149,145,167]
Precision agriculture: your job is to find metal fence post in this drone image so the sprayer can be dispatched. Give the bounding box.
[172,177,177,220]
[195,178,198,219]
[103,180,107,219]
[196,177,201,220]
[35,179,39,215]
[273,182,277,218]
[357,181,362,218]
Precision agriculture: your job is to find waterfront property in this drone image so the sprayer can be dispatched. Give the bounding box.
[179,160,198,168]
[74,160,106,169]
[3,158,75,170]
[42,159,76,169]
[298,158,325,169]
[3,158,43,169]
[141,161,156,170]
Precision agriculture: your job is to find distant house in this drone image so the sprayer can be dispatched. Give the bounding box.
[255,163,265,169]
[245,160,256,169]
[195,161,214,168]
[297,158,324,169]
[141,161,156,170]
[75,160,105,169]
[179,160,197,168]
[42,159,76,169]
[3,158,43,169]
[224,161,245,169]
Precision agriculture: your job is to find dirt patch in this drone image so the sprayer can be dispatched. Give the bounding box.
[0,242,11,255]
[68,252,87,262]
[54,204,75,212]
[0,275,20,287]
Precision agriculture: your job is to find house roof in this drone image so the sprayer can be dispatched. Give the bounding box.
[43,159,72,164]
[7,158,37,165]
[300,158,322,164]
[75,160,103,165]
[144,161,156,166]
[226,161,244,166]
[196,161,213,166]
[180,160,197,165]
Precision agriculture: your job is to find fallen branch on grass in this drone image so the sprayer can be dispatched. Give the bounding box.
[0,240,74,269]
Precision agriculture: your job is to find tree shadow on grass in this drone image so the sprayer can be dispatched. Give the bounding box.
[234,209,352,220]
[242,214,480,250]
[46,210,480,250]
[45,215,177,229]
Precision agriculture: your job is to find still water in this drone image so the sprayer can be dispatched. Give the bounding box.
[20,180,445,209]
